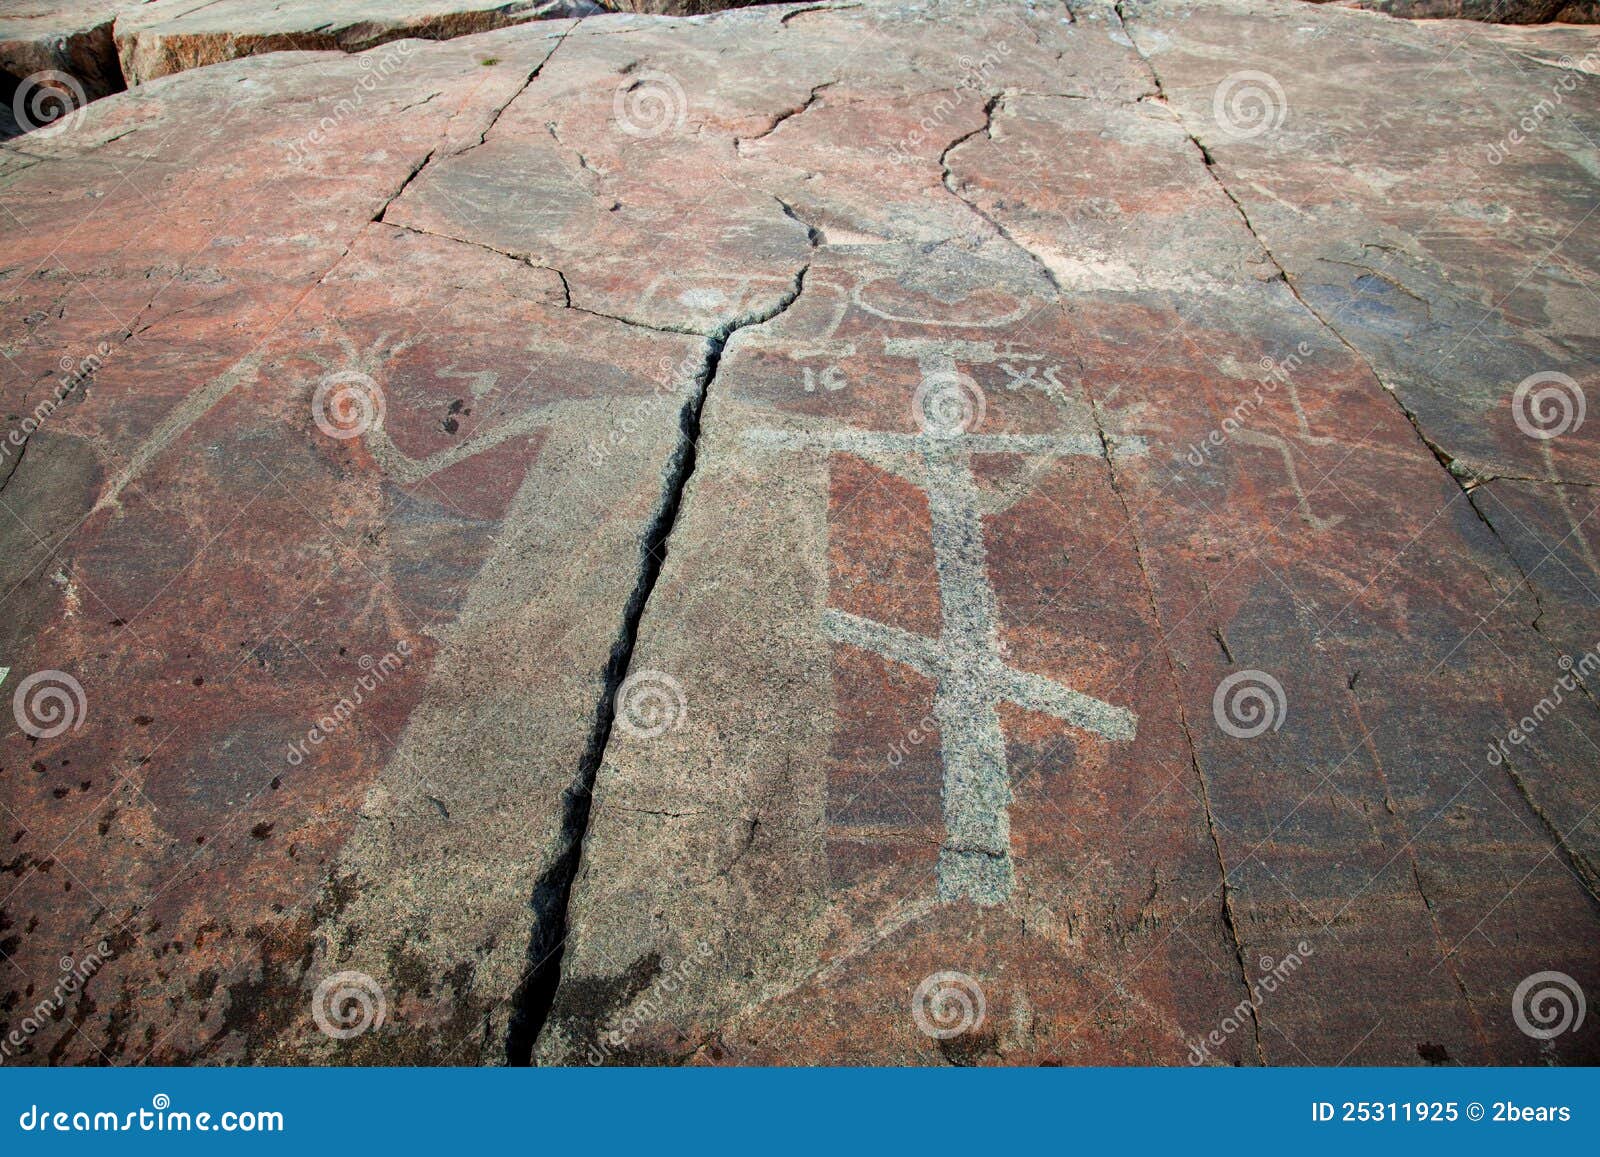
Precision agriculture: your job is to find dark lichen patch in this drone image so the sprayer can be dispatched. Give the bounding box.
[204,915,321,1062]
[539,952,664,1063]
[385,932,436,1000]
[190,968,220,1003]
[0,908,17,960]
[937,1025,1003,1066]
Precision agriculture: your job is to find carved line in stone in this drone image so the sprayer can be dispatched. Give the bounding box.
[850,283,1039,329]
[1232,427,1345,531]
[745,337,1143,905]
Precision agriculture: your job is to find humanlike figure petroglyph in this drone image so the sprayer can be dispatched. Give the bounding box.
[746,335,1144,905]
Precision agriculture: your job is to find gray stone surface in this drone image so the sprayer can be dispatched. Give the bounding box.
[114,0,598,84]
[0,1,128,106]
[1,0,1597,1067]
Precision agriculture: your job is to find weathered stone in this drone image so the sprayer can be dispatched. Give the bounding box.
[0,1,125,114]
[1339,0,1600,25]
[540,0,1600,1065]
[1,0,1597,1068]
[0,16,691,1065]
[1114,0,1600,953]
[601,0,774,14]
[114,0,598,85]
[2,0,789,138]
[0,0,602,139]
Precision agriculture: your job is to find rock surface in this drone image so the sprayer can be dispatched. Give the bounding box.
[114,0,599,85]
[1,0,1597,1066]
[602,0,772,13]
[1339,0,1599,24]
[1,0,787,128]
[0,1,128,103]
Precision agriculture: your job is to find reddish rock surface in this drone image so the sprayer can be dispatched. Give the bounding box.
[1,0,786,134]
[1338,0,1599,24]
[1,0,1597,1067]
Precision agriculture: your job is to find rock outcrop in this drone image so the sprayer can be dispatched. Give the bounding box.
[114,0,599,84]
[0,1,127,102]
[1340,0,1598,24]
[2,0,783,139]
[1,0,1597,1067]
[603,0,773,13]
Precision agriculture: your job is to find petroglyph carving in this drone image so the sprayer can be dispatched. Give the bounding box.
[746,336,1143,904]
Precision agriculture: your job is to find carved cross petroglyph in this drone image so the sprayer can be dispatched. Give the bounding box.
[746,338,1143,905]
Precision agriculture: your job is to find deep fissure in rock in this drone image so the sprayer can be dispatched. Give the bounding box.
[503,267,811,1065]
